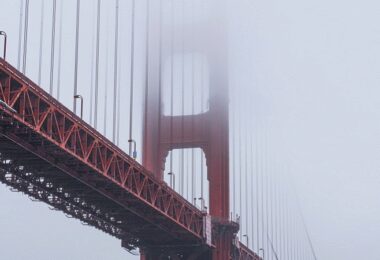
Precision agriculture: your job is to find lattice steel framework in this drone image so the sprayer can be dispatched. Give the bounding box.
[0,58,206,252]
[0,51,261,258]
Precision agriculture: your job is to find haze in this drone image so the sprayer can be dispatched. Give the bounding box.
[0,0,379,260]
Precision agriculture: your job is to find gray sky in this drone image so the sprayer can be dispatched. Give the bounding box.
[0,0,379,259]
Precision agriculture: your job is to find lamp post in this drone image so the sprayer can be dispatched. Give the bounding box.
[259,248,265,260]
[168,172,175,189]
[128,139,137,159]
[73,95,83,119]
[0,31,7,60]
[243,234,249,247]
[198,197,206,212]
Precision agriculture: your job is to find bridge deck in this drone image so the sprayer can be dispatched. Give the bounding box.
[0,58,260,259]
[0,58,205,252]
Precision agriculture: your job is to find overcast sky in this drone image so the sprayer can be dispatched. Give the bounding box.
[0,0,379,259]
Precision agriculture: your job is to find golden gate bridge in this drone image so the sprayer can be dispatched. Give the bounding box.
[0,0,317,259]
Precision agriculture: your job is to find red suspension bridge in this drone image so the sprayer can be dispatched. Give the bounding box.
[0,0,317,259]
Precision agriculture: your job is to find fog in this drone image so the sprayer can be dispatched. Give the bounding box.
[0,0,379,259]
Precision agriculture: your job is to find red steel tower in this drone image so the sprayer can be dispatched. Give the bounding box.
[141,1,236,259]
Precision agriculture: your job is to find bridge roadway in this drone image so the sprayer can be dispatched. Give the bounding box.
[0,58,259,260]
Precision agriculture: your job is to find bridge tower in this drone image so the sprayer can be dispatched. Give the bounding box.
[141,1,236,259]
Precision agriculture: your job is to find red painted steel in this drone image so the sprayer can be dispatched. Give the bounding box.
[0,53,262,258]
[238,242,261,260]
[142,24,238,258]
[0,58,206,250]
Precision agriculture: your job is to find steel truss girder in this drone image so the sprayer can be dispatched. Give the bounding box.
[0,59,204,247]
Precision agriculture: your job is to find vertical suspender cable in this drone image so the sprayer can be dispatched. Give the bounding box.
[245,129,248,240]
[283,184,288,260]
[238,111,242,239]
[296,218,300,260]
[116,55,121,145]
[38,0,44,85]
[128,0,136,155]
[22,0,29,74]
[56,0,63,101]
[191,0,195,204]
[143,0,149,151]
[291,170,318,260]
[278,177,283,259]
[200,50,204,205]
[103,11,110,136]
[73,0,81,113]
[180,1,185,196]
[200,0,205,211]
[143,0,149,154]
[186,150,189,200]
[232,81,236,216]
[250,135,255,250]
[169,0,174,177]
[277,170,283,259]
[265,132,269,258]
[90,14,95,125]
[290,200,294,260]
[255,131,260,252]
[113,0,120,143]
[274,166,279,259]
[116,18,122,145]
[157,0,163,166]
[49,0,57,95]
[293,203,296,260]
[94,0,101,129]
[260,128,265,255]
[270,161,275,260]
[286,190,290,260]
[17,0,24,70]
[282,180,287,260]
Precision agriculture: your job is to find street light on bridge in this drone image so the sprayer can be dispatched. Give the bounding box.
[73,95,83,119]
[0,31,7,60]
[259,248,265,260]
[167,172,175,189]
[243,234,249,247]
